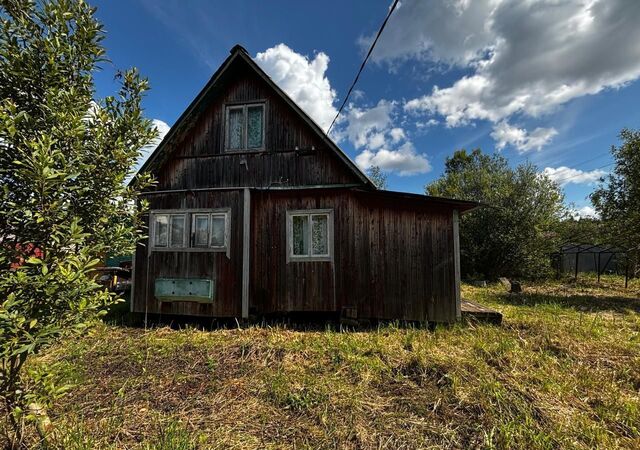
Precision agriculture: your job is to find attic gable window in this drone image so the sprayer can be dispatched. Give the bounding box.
[225,103,264,151]
[286,209,333,262]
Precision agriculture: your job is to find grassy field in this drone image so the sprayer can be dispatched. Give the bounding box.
[7,275,640,449]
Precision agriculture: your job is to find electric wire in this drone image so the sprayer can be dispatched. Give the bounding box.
[326,0,400,135]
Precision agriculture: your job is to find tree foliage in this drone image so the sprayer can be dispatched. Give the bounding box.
[0,0,155,445]
[591,128,640,259]
[427,149,565,279]
[366,165,388,190]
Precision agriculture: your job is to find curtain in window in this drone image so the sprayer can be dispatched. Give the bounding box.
[292,216,309,255]
[228,108,243,149]
[311,215,328,255]
[211,216,226,247]
[170,215,185,247]
[194,215,209,247]
[247,106,263,148]
[154,215,168,247]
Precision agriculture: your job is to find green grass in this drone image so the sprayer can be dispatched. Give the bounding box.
[5,275,640,449]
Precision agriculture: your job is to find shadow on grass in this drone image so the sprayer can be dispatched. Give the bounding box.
[103,303,440,332]
[490,289,640,314]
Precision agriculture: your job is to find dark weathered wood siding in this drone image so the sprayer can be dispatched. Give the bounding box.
[155,61,361,190]
[250,189,456,322]
[132,190,244,317]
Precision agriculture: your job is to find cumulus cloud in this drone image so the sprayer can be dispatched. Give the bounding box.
[255,44,430,176]
[395,0,640,149]
[344,100,396,148]
[360,0,497,67]
[128,119,171,181]
[356,142,431,176]
[543,166,607,186]
[491,121,557,153]
[344,100,431,176]
[571,205,599,219]
[255,44,338,131]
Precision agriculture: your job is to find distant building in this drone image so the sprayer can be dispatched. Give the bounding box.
[555,243,622,275]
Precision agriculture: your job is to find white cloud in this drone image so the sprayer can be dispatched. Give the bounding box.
[255,44,431,176]
[344,100,396,148]
[360,0,497,67]
[543,166,607,186]
[389,127,405,142]
[344,100,431,176]
[491,121,558,153]
[356,142,431,176]
[571,205,599,219]
[396,0,640,149]
[416,119,440,130]
[255,44,338,131]
[129,119,171,181]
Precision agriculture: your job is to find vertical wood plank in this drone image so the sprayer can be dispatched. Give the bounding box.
[453,209,461,320]
[242,188,250,318]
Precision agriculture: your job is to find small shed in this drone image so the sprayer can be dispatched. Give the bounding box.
[555,243,623,275]
[130,45,478,324]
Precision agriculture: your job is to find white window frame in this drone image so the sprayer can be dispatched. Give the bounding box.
[151,213,186,249]
[224,103,265,152]
[152,213,170,248]
[150,209,231,257]
[191,213,211,248]
[207,212,230,250]
[168,214,187,248]
[286,209,334,262]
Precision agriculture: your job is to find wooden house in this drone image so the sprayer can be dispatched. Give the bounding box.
[131,45,477,324]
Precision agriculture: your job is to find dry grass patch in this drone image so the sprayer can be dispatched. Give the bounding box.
[2,275,639,449]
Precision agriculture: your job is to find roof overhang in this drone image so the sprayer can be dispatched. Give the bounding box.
[355,188,481,213]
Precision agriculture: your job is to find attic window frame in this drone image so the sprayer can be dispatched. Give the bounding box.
[224,102,265,152]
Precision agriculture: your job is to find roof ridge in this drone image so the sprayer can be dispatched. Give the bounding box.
[230,44,249,55]
[133,45,374,189]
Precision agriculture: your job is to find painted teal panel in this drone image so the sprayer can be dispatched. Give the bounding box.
[155,278,214,302]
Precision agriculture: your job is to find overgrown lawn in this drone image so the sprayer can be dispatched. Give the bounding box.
[6,275,640,449]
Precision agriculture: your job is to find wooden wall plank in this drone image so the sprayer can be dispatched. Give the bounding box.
[249,189,457,322]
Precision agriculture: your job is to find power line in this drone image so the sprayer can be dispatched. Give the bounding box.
[326,0,400,135]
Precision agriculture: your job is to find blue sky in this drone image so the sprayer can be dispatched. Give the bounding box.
[92,0,640,216]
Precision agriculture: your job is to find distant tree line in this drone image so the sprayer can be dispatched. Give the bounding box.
[426,128,640,280]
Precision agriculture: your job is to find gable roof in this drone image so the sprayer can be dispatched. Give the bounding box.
[134,44,374,188]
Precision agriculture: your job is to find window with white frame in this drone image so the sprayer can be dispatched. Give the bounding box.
[152,213,186,248]
[151,210,229,252]
[287,210,333,261]
[225,103,264,151]
[191,212,228,249]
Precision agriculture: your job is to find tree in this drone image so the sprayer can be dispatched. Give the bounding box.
[427,149,565,279]
[366,165,388,190]
[591,128,640,274]
[0,0,155,446]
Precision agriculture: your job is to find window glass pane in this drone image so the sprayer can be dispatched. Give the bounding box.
[227,108,243,149]
[211,216,226,247]
[311,215,328,255]
[292,215,309,256]
[154,215,168,247]
[247,105,263,149]
[169,215,185,248]
[193,215,209,247]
